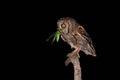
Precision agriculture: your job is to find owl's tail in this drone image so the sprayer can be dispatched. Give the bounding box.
[81,42,96,57]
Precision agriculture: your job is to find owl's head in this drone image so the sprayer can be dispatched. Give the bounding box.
[57,17,77,34]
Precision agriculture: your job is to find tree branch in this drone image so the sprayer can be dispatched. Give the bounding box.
[65,54,82,80]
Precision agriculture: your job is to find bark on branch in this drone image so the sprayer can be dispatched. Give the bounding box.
[65,54,82,80]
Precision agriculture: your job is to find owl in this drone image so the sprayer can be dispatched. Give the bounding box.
[57,17,96,57]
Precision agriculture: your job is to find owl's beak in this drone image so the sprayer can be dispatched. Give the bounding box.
[57,28,62,33]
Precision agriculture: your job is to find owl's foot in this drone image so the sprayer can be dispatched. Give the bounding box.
[67,48,80,58]
[67,52,80,58]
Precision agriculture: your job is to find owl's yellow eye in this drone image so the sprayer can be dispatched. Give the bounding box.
[61,23,66,28]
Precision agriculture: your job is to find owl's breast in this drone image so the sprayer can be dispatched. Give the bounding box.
[61,33,73,41]
[61,33,82,48]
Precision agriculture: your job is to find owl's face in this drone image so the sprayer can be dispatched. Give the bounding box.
[57,18,69,34]
[57,17,77,34]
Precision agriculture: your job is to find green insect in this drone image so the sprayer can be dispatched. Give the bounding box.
[46,30,61,44]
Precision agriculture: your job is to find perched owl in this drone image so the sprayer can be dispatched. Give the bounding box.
[57,17,96,57]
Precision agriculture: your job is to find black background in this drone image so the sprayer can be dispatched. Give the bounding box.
[4,1,119,80]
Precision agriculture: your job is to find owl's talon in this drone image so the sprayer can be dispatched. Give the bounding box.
[67,53,74,57]
[67,52,80,58]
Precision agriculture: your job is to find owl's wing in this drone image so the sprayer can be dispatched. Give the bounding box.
[78,26,96,56]
[78,26,92,44]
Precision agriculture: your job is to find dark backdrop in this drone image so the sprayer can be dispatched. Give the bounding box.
[5,2,119,80]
